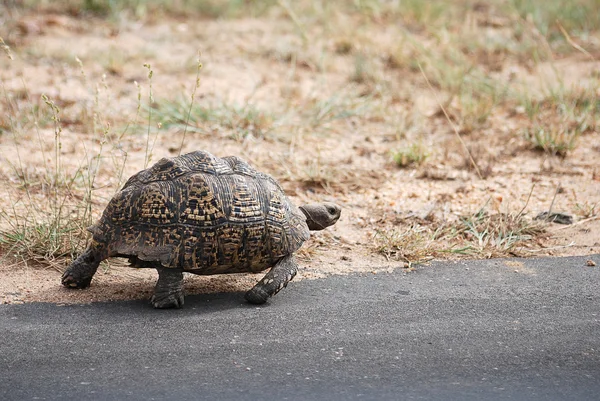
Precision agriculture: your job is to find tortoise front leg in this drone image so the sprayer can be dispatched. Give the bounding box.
[151,268,185,309]
[245,255,298,304]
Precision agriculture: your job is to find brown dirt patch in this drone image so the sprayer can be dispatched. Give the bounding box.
[1,4,599,305]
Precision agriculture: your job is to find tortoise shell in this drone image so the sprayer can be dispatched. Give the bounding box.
[88,151,310,275]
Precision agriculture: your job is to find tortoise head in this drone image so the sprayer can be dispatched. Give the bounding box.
[299,202,341,231]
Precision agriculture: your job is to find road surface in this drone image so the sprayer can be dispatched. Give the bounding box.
[1,255,599,400]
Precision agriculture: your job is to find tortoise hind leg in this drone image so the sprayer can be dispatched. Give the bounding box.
[61,243,106,289]
[151,268,185,309]
[245,255,298,305]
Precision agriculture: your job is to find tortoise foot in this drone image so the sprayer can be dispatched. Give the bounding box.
[61,271,93,289]
[244,287,269,305]
[150,291,184,309]
[244,255,298,305]
[61,248,101,289]
[152,268,184,309]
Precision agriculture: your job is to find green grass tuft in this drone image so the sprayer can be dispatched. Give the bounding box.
[150,97,275,141]
[519,82,600,156]
[392,143,428,168]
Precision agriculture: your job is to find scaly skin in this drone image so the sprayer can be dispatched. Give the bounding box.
[245,255,298,304]
[151,268,185,309]
[61,242,106,289]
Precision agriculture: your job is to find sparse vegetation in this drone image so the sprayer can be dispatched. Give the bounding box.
[374,206,546,261]
[524,125,580,157]
[9,0,279,20]
[374,225,434,267]
[449,209,546,257]
[519,81,600,156]
[0,92,98,269]
[305,89,373,131]
[392,143,429,168]
[0,0,599,283]
[151,98,275,141]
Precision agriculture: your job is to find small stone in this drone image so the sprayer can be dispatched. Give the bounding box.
[534,212,574,225]
[586,260,596,267]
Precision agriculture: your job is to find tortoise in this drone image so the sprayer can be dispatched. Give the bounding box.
[61,150,341,308]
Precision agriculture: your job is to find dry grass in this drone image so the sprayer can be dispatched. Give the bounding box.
[373,225,435,267]
[373,206,547,262]
[519,81,600,156]
[0,40,141,268]
[392,143,429,168]
[150,97,275,142]
[443,210,547,257]
[0,0,599,270]
[0,93,97,268]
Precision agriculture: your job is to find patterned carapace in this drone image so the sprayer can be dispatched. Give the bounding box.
[88,151,310,275]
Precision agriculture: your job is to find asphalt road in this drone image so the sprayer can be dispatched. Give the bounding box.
[1,255,600,401]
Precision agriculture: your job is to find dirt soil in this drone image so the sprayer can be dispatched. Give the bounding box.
[1,8,599,305]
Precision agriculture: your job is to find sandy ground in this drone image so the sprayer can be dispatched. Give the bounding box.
[1,9,599,305]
